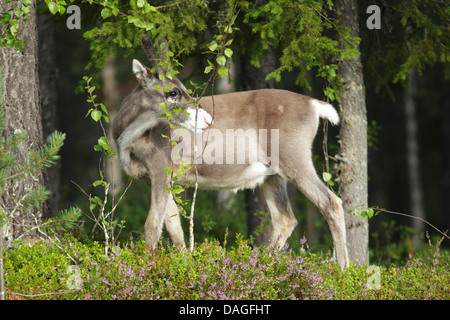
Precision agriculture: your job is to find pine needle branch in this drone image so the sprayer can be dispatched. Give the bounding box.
[3,131,66,181]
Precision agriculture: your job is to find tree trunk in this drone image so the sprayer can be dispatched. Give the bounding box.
[240,47,276,245]
[440,75,450,234]
[335,0,369,265]
[0,0,45,242]
[102,56,124,195]
[404,69,425,247]
[38,9,60,218]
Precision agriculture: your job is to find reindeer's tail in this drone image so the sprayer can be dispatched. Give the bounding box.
[311,99,340,126]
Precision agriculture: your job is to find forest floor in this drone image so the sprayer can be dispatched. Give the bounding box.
[2,234,449,300]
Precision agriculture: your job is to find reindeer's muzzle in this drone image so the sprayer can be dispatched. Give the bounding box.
[183,106,213,132]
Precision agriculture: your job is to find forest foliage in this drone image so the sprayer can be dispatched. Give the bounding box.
[0,0,449,300]
[0,70,81,240]
[3,234,449,300]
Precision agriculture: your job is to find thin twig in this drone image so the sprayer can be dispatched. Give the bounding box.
[154,0,188,10]
[189,101,199,253]
[4,289,80,298]
[374,207,449,241]
[322,118,330,174]
[187,1,238,252]
[26,210,77,264]
[196,0,238,102]
[109,180,133,214]
[0,227,4,301]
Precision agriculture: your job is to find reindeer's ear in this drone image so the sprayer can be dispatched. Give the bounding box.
[132,59,149,82]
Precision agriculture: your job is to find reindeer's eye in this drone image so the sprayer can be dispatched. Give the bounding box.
[168,90,178,98]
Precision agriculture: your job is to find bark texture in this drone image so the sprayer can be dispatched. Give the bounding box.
[335,0,369,264]
[0,0,45,241]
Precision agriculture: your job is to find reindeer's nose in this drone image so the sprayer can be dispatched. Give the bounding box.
[203,109,213,126]
[196,108,212,129]
[184,107,213,132]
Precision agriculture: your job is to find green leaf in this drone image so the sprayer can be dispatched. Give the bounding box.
[100,103,108,114]
[94,144,103,152]
[97,136,109,149]
[91,110,102,122]
[322,172,332,182]
[137,0,146,8]
[353,208,362,217]
[144,22,154,31]
[6,37,16,50]
[143,3,155,13]
[218,68,228,77]
[92,180,103,187]
[16,39,24,52]
[48,2,58,15]
[10,21,19,36]
[101,8,112,19]
[224,48,233,58]
[21,3,31,15]
[14,8,24,18]
[208,41,218,52]
[216,55,226,66]
[204,65,213,74]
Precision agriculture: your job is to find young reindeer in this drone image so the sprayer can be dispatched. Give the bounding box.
[113,38,349,269]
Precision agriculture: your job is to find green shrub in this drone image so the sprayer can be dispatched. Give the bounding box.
[3,235,449,300]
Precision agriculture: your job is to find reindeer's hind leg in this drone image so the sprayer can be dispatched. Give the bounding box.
[285,156,349,269]
[261,174,298,248]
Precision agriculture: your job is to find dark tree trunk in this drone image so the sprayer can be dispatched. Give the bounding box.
[38,9,60,218]
[439,73,450,233]
[102,56,124,195]
[0,0,46,241]
[404,69,425,247]
[335,0,370,264]
[240,47,276,245]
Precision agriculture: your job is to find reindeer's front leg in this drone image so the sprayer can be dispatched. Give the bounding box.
[145,178,184,248]
[164,206,185,248]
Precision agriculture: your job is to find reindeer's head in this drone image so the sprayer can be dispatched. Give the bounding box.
[130,59,210,132]
[132,38,211,132]
[112,38,212,177]
[113,38,212,143]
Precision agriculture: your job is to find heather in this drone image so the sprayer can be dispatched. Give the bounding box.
[3,235,449,300]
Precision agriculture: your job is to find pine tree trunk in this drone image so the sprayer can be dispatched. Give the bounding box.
[240,47,276,245]
[335,0,369,264]
[39,9,60,218]
[404,69,425,247]
[0,0,45,242]
[102,56,124,195]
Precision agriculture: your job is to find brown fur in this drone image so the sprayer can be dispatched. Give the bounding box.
[112,42,349,269]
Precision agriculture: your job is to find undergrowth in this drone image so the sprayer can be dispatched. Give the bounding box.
[2,234,449,300]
